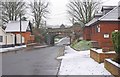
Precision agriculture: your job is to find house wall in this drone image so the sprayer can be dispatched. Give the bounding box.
[6,33,14,45]
[83,26,91,40]
[13,32,34,44]
[6,33,15,47]
[0,28,6,45]
[90,24,101,43]
[0,27,15,48]
[16,34,25,45]
[91,21,119,49]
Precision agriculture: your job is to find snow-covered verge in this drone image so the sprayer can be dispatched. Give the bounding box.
[106,59,120,68]
[57,46,112,75]
[91,48,115,54]
[0,45,26,53]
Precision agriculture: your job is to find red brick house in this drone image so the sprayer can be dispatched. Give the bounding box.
[83,6,120,49]
[5,21,34,45]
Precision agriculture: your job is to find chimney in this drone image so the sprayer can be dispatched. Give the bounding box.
[101,6,115,15]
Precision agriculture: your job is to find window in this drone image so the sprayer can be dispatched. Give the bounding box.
[0,36,3,42]
[97,25,100,32]
[104,33,109,38]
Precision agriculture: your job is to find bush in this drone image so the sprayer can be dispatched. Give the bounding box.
[71,40,92,51]
[33,28,47,44]
[35,35,41,43]
[111,31,120,64]
[71,39,78,47]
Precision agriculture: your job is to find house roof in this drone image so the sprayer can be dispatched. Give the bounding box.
[99,6,120,21]
[101,6,116,12]
[0,27,14,36]
[85,14,102,26]
[0,27,6,34]
[5,21,30,32]
[85,6,120,27]
[85,17,100,27]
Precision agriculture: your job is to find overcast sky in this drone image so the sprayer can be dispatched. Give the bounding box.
[26,0,120,27]
[46,0,119,26]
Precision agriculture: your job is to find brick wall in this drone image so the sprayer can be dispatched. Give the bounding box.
[104,59,120,77]
[91,21,119,49]
[13,32,34,44]
[84,21,119,49]
[83,26,91,40]
[90,49,116,63]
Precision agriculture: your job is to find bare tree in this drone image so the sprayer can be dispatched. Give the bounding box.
[0,1,2,26]
[2,0,26,23]
[29,0,50,28]
[67,0,101,25]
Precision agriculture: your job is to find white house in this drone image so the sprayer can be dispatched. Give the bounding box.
[0,27,14,48]
[5,21,34,44]
[0,27,25,48]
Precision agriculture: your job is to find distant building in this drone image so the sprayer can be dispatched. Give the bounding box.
[60,24,65,29]
[83,6,120,49]
[5,21,34,45]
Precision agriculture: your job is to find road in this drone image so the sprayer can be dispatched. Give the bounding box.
[2,45,64,75]
[56,37,70,45]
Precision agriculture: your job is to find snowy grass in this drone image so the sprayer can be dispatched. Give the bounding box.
[58,46,112,75]
[54,37,61,43]
[71,40,92,51]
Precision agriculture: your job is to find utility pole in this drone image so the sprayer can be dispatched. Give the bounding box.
[45,21,46,28]
[45,21,47,30]
[72,17,74,25]
[20,13,22,45]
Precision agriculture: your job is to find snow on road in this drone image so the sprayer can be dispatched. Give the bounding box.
[0,45,26,52]
[58,46,112,75]
[56,37,70,45]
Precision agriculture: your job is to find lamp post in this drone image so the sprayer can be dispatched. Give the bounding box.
[20,13,22,45]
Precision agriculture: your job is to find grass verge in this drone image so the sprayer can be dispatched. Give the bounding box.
[71,40,92,51]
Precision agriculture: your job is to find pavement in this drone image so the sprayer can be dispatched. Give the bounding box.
[57,46,112,76]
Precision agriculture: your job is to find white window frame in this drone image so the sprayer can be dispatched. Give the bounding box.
[97,24,100,32]
[104,33,109,39]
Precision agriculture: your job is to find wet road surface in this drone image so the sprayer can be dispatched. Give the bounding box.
[2,45,64,75]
